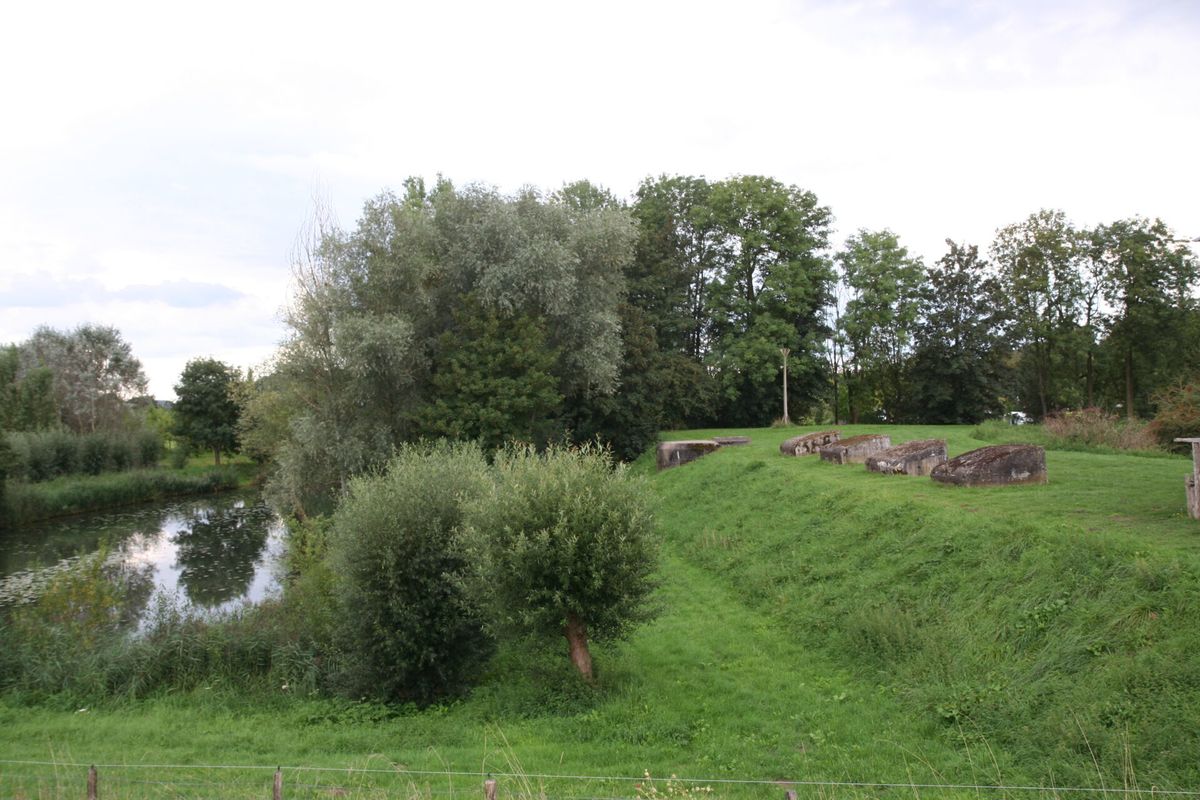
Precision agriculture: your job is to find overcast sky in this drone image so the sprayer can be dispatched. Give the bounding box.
[2,0,1198,399]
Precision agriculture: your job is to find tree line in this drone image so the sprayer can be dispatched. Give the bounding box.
[233,175,1197,516]
[3,176,1197,515]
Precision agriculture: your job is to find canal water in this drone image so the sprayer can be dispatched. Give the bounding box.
[0,491,285,622]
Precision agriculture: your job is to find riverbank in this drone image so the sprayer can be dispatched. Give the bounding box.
[0,464,254,528]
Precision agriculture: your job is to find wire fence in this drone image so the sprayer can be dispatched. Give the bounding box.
[2,759,1199,800]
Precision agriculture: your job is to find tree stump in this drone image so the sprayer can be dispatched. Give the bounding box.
[930,445,1046,487]
[866,439,948,476]
[819,434,892,465]
[779,430,840,456]
[656,440,721,470]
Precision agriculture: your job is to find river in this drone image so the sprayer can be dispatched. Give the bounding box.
[0,490,285,622]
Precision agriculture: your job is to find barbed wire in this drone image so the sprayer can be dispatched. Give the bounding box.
[1,759,1197,797]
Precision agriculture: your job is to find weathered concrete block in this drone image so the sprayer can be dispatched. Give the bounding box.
[714,436,751,446]
[866,439,948,476]
[779,430,840,457]
[656,440,721,471]
[930,445,1047,487]
[820,434,892,465]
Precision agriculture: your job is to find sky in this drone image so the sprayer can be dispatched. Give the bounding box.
[2,0,1198,399]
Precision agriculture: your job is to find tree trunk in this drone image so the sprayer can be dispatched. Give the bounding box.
[1086,348,1095,408]
[1125,347,1135,419]
[214,448,222,466]
[564,612,594,683]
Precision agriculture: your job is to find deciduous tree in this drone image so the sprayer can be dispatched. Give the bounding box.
[173,358,240,465]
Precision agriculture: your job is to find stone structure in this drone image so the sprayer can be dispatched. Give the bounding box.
[714,436,752,446]
[865,439,948,476]
[930,444,1046,487]
[819,434,892,465]
[656,439,721,471]
[1176,438,1200,520]
[779,430,840,457]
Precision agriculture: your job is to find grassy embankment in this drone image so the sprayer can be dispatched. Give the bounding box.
[1,425,1197,798]
[0,455,255,527]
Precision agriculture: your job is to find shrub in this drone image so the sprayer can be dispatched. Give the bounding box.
[1042,407,1159,451]
[79,432,110,475]
[327,440,494,704]
[1149,378,1200,453]
[461,443,658,683]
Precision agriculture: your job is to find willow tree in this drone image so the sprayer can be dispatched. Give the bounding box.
[267,179,635,516]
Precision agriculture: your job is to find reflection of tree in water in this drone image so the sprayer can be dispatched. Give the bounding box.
[172,504,272,607]
[103,558,156,627]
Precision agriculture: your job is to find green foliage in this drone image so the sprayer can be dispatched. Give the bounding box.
[566,304,664,461]
[270,180,636,514]
[173,358,241,465]
[327,441,494,704]
[415,298,564,450]
[4,428,164,483]
[837,229,924,422]
[461,444,658,674]
[991,210,1091,417]
[705,176,835,426]
[233,370,292,466]
[18,324,148,433]
[908,241,1012,423]
[1092,218,1200,416]
[1149,377,1200,451]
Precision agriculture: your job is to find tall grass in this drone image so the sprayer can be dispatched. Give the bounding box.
[1,467,242,527]
[0,555,325,704]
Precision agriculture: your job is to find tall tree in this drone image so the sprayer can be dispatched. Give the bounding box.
[837,229,925,422]
[991,210,1087,417]
[1091,218,1199,417]
[705,176,834,426]
[269,180,635,516]
[909,241,1012,423]
[20,325,147,433]
[173,358,241,465]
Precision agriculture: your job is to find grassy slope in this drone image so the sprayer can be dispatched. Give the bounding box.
[650,425,1200,789]
[2,426,1197,797]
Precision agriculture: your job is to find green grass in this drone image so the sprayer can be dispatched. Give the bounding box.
[2,424,1198,798]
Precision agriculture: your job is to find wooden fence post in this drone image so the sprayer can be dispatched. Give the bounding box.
[87,765,98,800]
[785,790,797,800]
[485,777,497,800]
[274,767,283,800]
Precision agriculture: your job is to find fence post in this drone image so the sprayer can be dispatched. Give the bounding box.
[274,767,283,800]
[785,790,797,800]
[485,777,498,800]
[87,765,98,800]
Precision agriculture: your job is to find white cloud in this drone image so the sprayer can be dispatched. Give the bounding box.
[1,0,1197,397]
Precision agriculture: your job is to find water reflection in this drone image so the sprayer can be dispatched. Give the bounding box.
[0,491,283,619]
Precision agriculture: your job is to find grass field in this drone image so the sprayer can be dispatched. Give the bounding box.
[2,425,1197,798]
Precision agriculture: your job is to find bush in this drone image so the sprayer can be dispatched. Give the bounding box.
[4,428,166,482]
[327,440,494,704]
[79,433,110,475]
[461,443,658,682]
[1149,378,1200,453]
[1041,407,1159,451]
